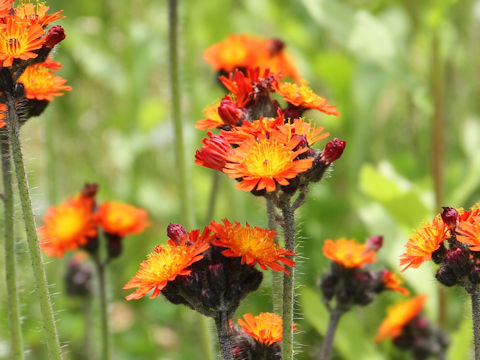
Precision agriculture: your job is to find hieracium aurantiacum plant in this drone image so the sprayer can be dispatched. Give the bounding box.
[0,1,69,359]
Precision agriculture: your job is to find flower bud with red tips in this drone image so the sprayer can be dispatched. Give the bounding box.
[441,207,458,230]
[217,96,245,127]
[167,223,188,244]
[321,138,346,164]
[44,25,65,49]
[366,235,383,252]
[195,132,232,172]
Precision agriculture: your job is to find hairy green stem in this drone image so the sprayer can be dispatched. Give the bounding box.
[6,93,62,360]
[214,312,234,360]
[168,1,214,359]
[319,308,343,360]
[471,287,480,360]
[280,200,295,360]
[94,257,110,360]
[1,129,24,360]
[267,198,282,314]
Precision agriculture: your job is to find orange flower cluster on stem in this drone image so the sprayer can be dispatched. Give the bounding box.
[237,312,296,346]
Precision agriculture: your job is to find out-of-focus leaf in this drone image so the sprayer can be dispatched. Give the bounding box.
[447,306,473,360]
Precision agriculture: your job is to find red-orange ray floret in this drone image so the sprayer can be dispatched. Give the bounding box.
[323,238,377,268]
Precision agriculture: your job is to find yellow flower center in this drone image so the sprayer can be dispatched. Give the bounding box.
[53,207,86,242]
[140,245,192,283]
[19,66,55,93]
[243,139,292,177]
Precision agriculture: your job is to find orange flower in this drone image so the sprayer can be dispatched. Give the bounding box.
[14,2,64,27]
[97,202,149,237]
[39,195,97,257]
[220,69,255,107]
[195,101,223,130]
[238,313,296,346]
[0,0,14,17]
[209,219,295,273]
[18,61,71,101]
[195,131,233,172]
[323,238,377,268]
[399,218,449,271]
[220,116,283,145]
[374,295,427,342]
[274,81,340,116]
[123,228,212,300]
[382,271,409,296]
[457,209,480,251]
[223,128,314,192]
[0,103,5,128]
[0,17,45,67]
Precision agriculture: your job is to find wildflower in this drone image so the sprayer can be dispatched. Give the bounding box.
[0,17,45,67]
[39,195,98,257]
[457,210,480,250]
[195,131,233,171]
[209,219,295,273]
[18,60,71,101]
[13,2,63,27]
[374,295,427,342]
[238,313,295,346]
[97,201,149,237]
[0,0,13,18]
[399,218,449,271]
[382,271,409,296]
[123,228,212,300]
[273,81,340,116]
[323,238,377,268]
[195,101,224,130]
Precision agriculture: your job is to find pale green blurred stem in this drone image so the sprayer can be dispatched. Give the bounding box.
[5,93,62,360]
[280,200,295,360]
[94,256,110,360]
[1,129,25,360]
[319,308,344,360]
[168,1,214,359]
[471,287,480,360]
[267,198,282,314]
[204,171,220,224]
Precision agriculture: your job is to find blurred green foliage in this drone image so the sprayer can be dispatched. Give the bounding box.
[0,0,479,359]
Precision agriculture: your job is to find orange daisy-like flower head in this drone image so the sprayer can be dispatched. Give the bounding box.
[456,209,480,251]
[0,0,14,18]
[0,16,45,67]
[14,1,64,27]
[223,127,314,192]
[238,312,296,346]
[123,228,212,300]
[274,81,340,116]
[97,201,150,237]
[18,61,72,101]
[382,270,410,296]
[39,195,98,257]
[375,295,427,342]
[323,238,377,269]
[399,218,449,271]
[209,219,295,273]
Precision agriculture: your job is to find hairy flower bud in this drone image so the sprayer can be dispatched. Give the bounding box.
[217,96,244,127]
[321,138,346,164]
[366,235,383,252]
[44,25,65,49]
[441,207,458,230]
[167,223,188,244]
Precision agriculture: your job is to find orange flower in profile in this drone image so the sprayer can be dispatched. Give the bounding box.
[18,61,72,101]
[323,238,377,268]
[274,81,340,116]
[223,128,314,192]
[399,218,449,271]
[195,131,233,172]
[0,17,45,67]
[209,219,295,273]
[195,101,223,130]
[14,2,64,26]
[123,228,212,300]
[0,103,6,128]
[382,271,409,296]
[238,313,296,346]
[39,195,97,257]
[97,202,149,237]
[457,209,480,250]
[375,295,427,342]
[0,0,14,17]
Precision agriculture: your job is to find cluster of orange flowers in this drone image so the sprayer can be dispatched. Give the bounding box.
[0,0,70,128]
[39,184,149,258]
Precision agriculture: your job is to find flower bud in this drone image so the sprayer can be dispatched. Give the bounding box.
[435,266,457,287]
[441,207,458,230]
[167,223,188,244]
[44,26,66,49]
[217,96,244,127]
[366,235,383,252]
[321,138,346,164]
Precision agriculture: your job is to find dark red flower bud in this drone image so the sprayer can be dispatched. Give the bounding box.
[81,183,98,199]
[414,316,429,330]
[435,266,457,287]
[321,138,346,164]
[441,207,458,230]
[268,38,285,55]
[217,96,244,127]
[44,26,65,49]
[167,223,188,244]
[366,235,383,252]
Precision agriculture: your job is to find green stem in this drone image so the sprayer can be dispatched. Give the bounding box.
[168,1,214,359]
[94,257,110,360]
[319,308,344,360]
[471,287,480,360]
[6,93,62,360]
[204,171,220,225]
[83,296,94,360]
[280,200,295,360]
[267,198,282,314]
[214,312,234,360]
[1,129,24,360]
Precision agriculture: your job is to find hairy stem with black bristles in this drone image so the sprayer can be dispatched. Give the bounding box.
[214,312,234,360]
[1,129,25,360]
[5,92,63,360]
[267,197,282,314]
[168,1,214,358]
[280,199,295,360]
[319,308,344,360]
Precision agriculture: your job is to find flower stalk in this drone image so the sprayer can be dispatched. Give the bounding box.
[5,91,63,360]
[214,311,234,360]
[1,129,25,360]
[94,255,110,360]
[267,198,282,314]
[319,308,344,360]
[470,285,480,360]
